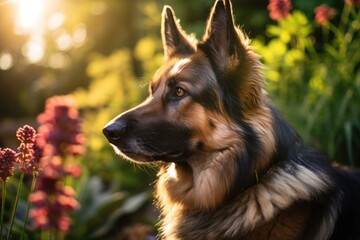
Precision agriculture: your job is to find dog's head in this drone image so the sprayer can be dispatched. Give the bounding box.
[103,0,275,210]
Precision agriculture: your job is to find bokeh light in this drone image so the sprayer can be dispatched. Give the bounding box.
[22,37,45,63]
[72,24,87,48]
[47,12,65,30]
[0,52,14,70]
[56,32,72,51]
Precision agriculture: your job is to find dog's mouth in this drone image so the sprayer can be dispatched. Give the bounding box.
[111,144,187,163]
[152,151,187,162]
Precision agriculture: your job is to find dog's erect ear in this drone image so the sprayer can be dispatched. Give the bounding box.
[201,0,265,115]
[202,0,246,73]
[161,6,196,59]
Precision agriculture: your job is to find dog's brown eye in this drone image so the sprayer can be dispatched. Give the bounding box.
[175,87,186,97]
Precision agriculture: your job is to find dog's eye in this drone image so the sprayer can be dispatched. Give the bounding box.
[175,87,186,97]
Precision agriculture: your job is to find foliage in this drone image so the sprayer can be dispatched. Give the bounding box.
[0,96,155,239]
[72,47,160,188]
[253,2,360,165]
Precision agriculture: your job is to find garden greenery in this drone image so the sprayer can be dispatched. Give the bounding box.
[254,0,360,165]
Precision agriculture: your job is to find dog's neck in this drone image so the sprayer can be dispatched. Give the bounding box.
[157,160,334,239]
[156,135,277,210]
[157,147,242,211]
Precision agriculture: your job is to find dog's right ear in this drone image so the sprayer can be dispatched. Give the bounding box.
[161,6,196,60]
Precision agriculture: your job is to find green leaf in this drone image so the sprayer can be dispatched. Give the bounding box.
[344,122,354,166]
[266,25,281,37]
[87,191,151,239]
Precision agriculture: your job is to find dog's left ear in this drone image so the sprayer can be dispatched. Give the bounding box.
[202,0,246,73]
[202,0,265,114]
[161,6,196,60]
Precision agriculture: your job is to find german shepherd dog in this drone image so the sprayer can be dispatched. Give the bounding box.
[103,0,360,239]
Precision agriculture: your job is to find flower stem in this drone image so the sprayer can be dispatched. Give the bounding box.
[7,172,25,240]
[340,3,351,32]
[1,181,7,238]
[41,229,50,240]
[58,230,65,240]
[20,175,38,240]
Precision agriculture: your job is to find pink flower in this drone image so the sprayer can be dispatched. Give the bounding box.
[37,95,85,160]
[315,5,337,25]
[29,95,84,234]
[16,125,43,176]
[35,157,68,193]
[345,0,360,7]
[267,0,292,21]
[16,125,36,144]
[29,159,79,233]
[64,164,82,177]
[0,148,17,182]
[29,207,48,229]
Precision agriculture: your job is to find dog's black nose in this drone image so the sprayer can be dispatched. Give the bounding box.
[103,120,126,144]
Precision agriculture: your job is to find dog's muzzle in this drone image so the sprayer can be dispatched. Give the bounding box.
[103,114,194,163]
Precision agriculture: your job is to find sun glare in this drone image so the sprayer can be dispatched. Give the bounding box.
[15,0,46,34]
[9,0,86,66]
[14,0,48,63]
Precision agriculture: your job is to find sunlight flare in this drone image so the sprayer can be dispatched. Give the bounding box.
[15,0,46,34]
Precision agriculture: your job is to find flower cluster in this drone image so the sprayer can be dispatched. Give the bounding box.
[29,95,84,234]
[37,95,85,160]
[346,0,360,7]
[267,0,357,25]
[314,4,337,25]
[16,125,42,176]
[29,157,79,233]
[0,125,42,240]
[0,148,17,182]
[267,0,292,21]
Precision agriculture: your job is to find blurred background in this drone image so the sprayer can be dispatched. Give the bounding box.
[0,0,359,239]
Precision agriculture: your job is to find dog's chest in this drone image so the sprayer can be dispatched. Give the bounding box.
[162,201,311,240]
[243,202,311,240]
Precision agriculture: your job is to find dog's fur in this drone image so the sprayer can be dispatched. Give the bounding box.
[103,1,360,239]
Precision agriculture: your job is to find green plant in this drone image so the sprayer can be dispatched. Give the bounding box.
[253,0,360,165]
[69,176,151,239]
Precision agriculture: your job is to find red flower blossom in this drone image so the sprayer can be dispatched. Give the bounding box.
[29,196,75,233]
[267,0,292,21]
[0,148,18,182]
[29,95,84,234]
[345,0,360,7]
[37,95,85,160]
[315,5,337,25]
[16,125,43,176]
[16,125,36,144]
[29,158,79,233]
[64,163,82,178]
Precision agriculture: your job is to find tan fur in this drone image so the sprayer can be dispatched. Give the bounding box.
[155,42,277,213]
[157,102,242,210]
[244,202,311,240]
[157,163,333,239]
[244,105,275,175]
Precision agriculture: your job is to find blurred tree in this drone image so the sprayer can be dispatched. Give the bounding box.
[0,0,339,119]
